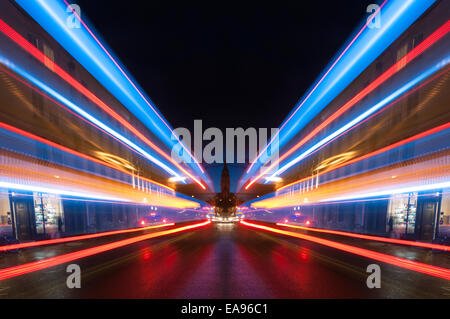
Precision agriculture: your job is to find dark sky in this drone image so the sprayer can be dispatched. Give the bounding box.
[73,0,376,192]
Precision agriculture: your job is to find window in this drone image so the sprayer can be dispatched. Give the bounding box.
[396,44,408,70]
[439,188,450,238]
[33,192,64,236]
[412,33,424,48]
[43,44,55,71]
[0,189,12,237]
[387,193,417,237]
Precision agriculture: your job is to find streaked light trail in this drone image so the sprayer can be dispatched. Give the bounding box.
[14,0,208,184]
[0,220,211,281]
[0,58,181,178]
[0,121,175,192]
[276,223,450,251]
[321,181,450,203]
[245,0,388,175]
[61,0,205,175]
[245,21,450,189]
[0,222,174,252]
[242,0,436,183]
[240,221,450,280]
[0,18,206,190]
[276,122,450,192]
[0,181,131,203]
[268,59,449,179]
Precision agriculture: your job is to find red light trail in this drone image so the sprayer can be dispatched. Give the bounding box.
[276,121,450,192]
[245,20,450,190]
[62,0,205,175]
[0,220,210,281]
[0,121,175,192]
[276,223,450,251]
[0,19,206,190]
[245,0,388,174]
[0,222,174,252]
[240,221,450,280]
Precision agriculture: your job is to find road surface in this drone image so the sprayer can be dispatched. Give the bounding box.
[0,222,449,298]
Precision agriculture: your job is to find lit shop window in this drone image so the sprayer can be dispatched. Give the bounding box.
[33,192,64,236]
[387,192,417,237]
[0,188,13,237]
[439,188,450,237]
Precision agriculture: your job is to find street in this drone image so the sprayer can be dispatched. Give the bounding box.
[1,222,448,298]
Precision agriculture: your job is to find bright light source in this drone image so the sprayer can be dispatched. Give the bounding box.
[168,176,186,183]
[265,176,283,183]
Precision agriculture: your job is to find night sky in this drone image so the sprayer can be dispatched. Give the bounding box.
[74,0,377,192]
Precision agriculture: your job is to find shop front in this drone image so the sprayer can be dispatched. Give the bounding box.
[33,192,65,238]
[0,188,13,240]
[387,191,445,242]
[7,191,65,240]
[9,191,35,240]
[438,188,450,240]
[415,192,441,242]
[387,193,417,239]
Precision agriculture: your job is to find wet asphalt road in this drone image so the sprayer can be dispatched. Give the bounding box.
[0,222,449,298]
